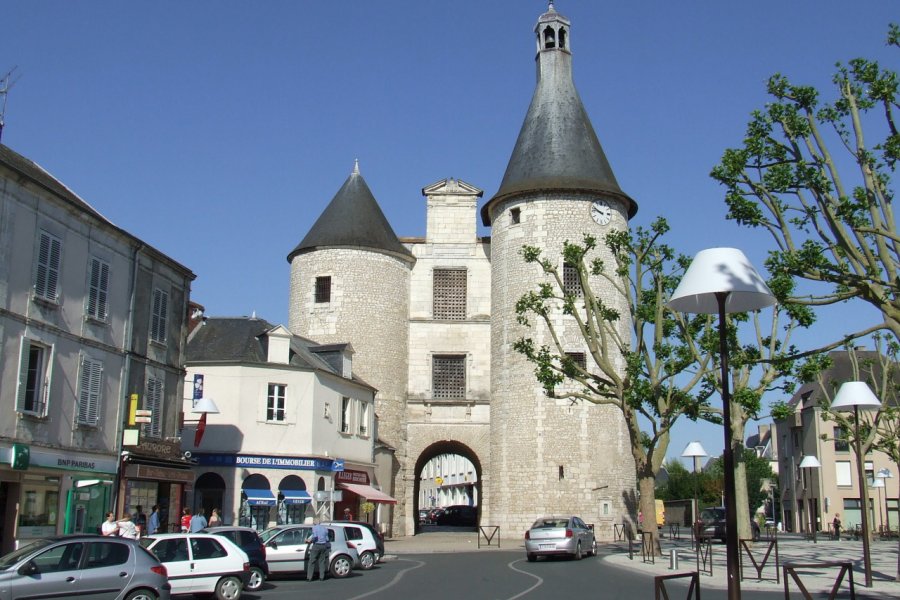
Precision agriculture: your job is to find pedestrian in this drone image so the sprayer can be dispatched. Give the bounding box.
[208,508,222,527]
[190,508,208,532]
[101,512,119,536]
[117,512,139,539]
[134,505,147,536]
[180,508,192,532]
[832,512,842,540]
[343,508,353,521]
[147,505,160,535]
[305,519,331,581]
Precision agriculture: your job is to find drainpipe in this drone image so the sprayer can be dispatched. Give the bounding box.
[111,243,143,514]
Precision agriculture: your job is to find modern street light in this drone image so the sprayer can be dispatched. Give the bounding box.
[682,440,708,549]
[799,455,821,542]
[873,478,886,534]
[876,468,893,533]
[830,381,882,588]
[668,247,776,600]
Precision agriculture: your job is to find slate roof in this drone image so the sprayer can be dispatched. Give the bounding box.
[186,316,373,390]
[481,8,637,225]
[287,167,413,263]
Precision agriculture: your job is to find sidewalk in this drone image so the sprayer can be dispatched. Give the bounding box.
[383,531,900,598]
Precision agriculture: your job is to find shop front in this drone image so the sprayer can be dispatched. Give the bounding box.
[0,443,117,552]
[334,469,396,527]
[120,438,194,533]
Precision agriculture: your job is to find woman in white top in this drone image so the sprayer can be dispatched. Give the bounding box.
[117,513,139,539]
[101,512,118,536]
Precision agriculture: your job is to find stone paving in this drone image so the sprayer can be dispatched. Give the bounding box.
[383,530,900,598]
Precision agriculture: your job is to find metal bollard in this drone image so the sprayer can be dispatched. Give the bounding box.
[669,548,679,570]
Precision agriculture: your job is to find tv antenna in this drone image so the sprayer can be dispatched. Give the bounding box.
[0,67,21,143]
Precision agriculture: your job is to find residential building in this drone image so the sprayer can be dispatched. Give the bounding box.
[0,144,194,551]
[774,351,899,535]
[418,453,478,509]
[181,316,392,531]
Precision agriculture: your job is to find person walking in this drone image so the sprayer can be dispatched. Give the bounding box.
[190,508,208,532]
[305,520,331,581]
[117,513,139,539]
[101,512,118,536]
[147,505,160,535]
[832,512,842,540]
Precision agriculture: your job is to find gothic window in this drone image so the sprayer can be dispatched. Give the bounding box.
[433,355,466,400]
[315,276,331,303]
[563,263,583,297]
[433,269,466,320]
[267,384,286,422]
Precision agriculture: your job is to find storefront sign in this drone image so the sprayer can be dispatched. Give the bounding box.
[335,470,369,484]
[195,453,337,471]
[125,464,194,482]
[125,438,183,461]
[28,447,117,474]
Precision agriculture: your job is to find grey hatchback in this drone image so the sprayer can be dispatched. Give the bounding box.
[0,534,170,600]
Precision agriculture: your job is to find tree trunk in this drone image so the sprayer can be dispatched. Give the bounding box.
[638,475,663,556]
[731,410,751,542]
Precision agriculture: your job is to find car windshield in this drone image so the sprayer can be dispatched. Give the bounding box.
[0,539,54,569]
[532,518,569,529]
[700,509,724,523]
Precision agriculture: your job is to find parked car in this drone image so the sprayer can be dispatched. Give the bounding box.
[697,508,761,543]
[0,534,170,600]
[141,533,249,599]
[418,509,430,524]
[259,524,360,579]
[428,507,444,523]
[434,505,478,527]
[201,526,269,591]
[323,521,384,568]
[525,516,596,562]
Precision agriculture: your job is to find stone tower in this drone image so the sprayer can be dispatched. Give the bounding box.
[287,162,415,533]
[481,2,639,535]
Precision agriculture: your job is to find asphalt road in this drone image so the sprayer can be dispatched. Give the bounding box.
[234,548,799,600]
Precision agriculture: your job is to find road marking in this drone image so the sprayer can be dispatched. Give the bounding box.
[345,558,426,600]
[503,559,543,600]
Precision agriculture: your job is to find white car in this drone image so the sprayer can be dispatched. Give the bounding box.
[322,522,381,569]
[260,524,360,579]
[141,533,249,600]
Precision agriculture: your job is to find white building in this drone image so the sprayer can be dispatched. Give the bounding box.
[181,316,395,530]
[419,453,478,509]
[0,144,195,552]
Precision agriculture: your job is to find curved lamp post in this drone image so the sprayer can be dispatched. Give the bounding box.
[831,381,881,587]
[799,455,821,542]
[682,441,708,549]
[668,248,776,600]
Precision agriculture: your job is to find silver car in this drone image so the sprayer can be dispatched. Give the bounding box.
[0,534,171,600]
[525,516,597,562]
[260,524,360,579]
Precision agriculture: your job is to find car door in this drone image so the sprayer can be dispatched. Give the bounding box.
[11,542,85,600]
[149,537,193,594]
[77,540,134,599]
[266,528,309,574]
[189,536,234,594]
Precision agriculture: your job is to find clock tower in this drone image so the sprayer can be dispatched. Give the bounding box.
[481,1,639,534]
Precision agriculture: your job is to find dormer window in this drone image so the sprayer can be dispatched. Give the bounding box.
[543,26,556,49]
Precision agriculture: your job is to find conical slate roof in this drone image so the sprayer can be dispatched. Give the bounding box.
[481,6,637,225]
[287,164,413,262]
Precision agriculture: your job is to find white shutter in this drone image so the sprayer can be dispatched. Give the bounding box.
[78,356,103,425]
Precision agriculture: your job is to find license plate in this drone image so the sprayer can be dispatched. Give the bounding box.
[539,544,554,550]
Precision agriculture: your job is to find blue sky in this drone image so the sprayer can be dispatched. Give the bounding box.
[2,1,896,466]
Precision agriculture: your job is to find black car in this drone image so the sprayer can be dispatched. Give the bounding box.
[201,525,269,591]
[698,508,760,543]
[435,505,478,527]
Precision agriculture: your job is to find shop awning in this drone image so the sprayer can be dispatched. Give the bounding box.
[243,488,276,506]
[338,483,398,504]
[280,489,311,505]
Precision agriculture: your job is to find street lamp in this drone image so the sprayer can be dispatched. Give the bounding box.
[668,247,776,600]
[876,468,893,533]
[872,478,886,534]
[682,441,708,549]
[799,455,821,542]
[830,381,881,588]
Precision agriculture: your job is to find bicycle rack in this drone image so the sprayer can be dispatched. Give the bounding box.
[477,526,500,548]
[783,561,856,600]
[641,531,656,564]
[739,537,779,583]
[695,537,713,577]
[654,572,701,600]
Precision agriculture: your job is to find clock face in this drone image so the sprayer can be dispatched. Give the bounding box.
[591,200,612,225]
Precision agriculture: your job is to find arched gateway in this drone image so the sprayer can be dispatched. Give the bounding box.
[288,3,637,538]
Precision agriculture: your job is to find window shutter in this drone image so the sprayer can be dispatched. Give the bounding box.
[151,289,169,342]
[145,378,163,438]
[35,232,61,300]
[87,258,110,320]
[78,356,103,425]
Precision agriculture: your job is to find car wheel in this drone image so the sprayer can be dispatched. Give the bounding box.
[330,554,353,578]
[359,551,376,570]
[526,553,537,562]
[590,538,598,556]
[574,542,582,560]
[246,566,265,591]
[124,591,158,600]
[214,576,242,600]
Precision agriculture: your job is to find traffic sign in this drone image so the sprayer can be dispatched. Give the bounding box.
[435,477,444,485]
[133,416,152,423]
[134,409,152,416]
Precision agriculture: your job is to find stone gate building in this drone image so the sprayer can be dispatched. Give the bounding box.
[288,2,638,538]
